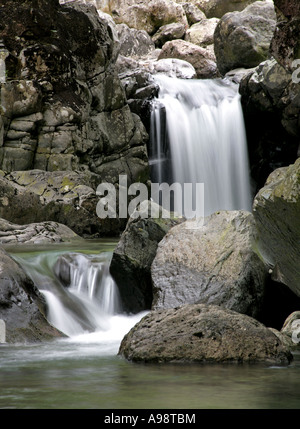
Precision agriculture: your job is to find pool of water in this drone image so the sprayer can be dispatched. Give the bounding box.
[1,241,300,410]
[0,337,300,409]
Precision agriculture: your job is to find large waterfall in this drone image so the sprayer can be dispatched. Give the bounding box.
[149,75,252,217]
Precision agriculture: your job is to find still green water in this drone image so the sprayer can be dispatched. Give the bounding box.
[0,240,300,410]
[0,341,300,409]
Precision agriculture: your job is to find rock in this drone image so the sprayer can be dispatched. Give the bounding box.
[185,18,219,50]
[151,211,267,319]
[214,1,276,75]
[281,311,300,347]
[194,0,264,19]
[0,218,78,245]
[239,59,299,190]
[117,23,155,58]
[181,3,206,25]
[158,39,219,78]
[0,169,126,237]
[109,201,184,313]
[270,0,300,71]
[252,158,300,298]
[0,247,63,343]
[152,22,186,48]
[118,303,293,364]
[101,0,188,35]
[0,0,149,191]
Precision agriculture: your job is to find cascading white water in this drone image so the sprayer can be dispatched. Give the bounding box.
[13,249,146,342]
[149,75,252,217]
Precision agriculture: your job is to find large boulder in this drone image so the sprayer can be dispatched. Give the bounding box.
[253,158,300,298]
[97,0,188,35]
[190,0,264,18]
[151,211,267,319]
[119,303,293,364]
[0,247,63,343]
[158,39,219,78]
[214,1,276,75]
[109,201,184,313]
[184,18,219,54]
[239,59,299,190]
[270,0,300,71]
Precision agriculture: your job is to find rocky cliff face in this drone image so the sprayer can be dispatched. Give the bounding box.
[0,0,149,185]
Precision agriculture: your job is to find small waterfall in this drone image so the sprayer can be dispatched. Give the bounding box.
[149,75,252,217]
[13,250,124,338]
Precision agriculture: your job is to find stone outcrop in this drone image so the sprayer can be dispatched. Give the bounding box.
[119,303,292,364]
[239,58,299,190]
[214,1,276,75]
[185,18,219,55]
[110,201,184,313]
[253,158,300,298]
[0,0,149,189]
[0,247,63,343]
[0,169,121,237]
[0,218,78,245]
[151,211,267,319]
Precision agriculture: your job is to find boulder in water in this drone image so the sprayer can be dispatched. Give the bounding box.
[110,201,184,313]
[151,211,267,319]
[119,303,293,364]
[0,248,63,343]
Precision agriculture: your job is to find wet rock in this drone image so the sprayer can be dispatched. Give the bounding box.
[158,39,219,78]
[119,303,293,364]
[110,201,184,313]
[214,1,276,75]
[253,158,300,298]
[151,211,267,319]
[0,247,63,343]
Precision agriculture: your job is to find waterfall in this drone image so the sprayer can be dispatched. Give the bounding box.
[13,249,145,340]
[149,75,252,217]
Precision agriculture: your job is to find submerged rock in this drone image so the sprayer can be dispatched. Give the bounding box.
[119,303,293,364]
[0,248,63,343]
[253,158,300,298]
[214,1,276,75]
[151,211,267,319]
